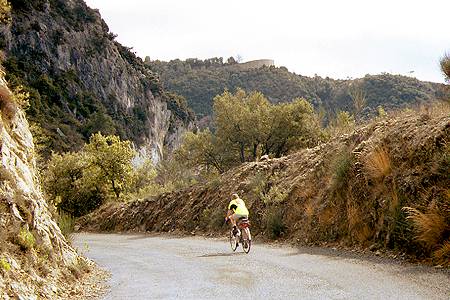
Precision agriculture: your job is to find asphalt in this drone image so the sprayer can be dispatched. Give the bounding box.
[74,233,450,300]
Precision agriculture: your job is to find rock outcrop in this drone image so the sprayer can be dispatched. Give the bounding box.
[0,75,86,299]
[0,0,194,161]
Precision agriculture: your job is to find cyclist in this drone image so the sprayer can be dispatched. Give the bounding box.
[225,193,249,236]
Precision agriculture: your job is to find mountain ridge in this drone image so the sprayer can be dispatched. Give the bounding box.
[149,57,448,121]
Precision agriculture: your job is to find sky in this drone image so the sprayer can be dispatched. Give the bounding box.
[84,0,450,83]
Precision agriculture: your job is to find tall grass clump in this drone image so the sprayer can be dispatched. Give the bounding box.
[404,207,448,247]
[0,84,17,120]
[404,206,450,264]
[332,147,353,190]
[57,211,75,243]
[433,241,450,267]
[364,146,391,180]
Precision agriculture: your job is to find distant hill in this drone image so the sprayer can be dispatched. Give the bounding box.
[149,58,448,120]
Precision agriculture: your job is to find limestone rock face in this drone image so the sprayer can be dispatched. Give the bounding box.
[0,77,79,298]
[0,0,194,162]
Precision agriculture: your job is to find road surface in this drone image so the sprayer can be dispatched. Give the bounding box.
[74,233,450,300]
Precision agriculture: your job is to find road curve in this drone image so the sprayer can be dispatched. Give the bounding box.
[74,233,449,300]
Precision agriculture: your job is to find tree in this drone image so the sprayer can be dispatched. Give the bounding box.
[84,133,136,198]
[441,53,450,82]
[44,151,105,216]
[81,111,116,138]
[175,130,228,173]
[213,89,250,162]
[263,98,319,157]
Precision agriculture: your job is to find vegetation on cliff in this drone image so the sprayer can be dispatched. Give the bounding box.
[0,0,193,159]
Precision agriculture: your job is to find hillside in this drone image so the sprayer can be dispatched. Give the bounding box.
[150,58,448,121]
[81,107,450,265]
[0,0,194,161]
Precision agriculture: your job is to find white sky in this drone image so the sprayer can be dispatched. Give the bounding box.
[84,0,450,83]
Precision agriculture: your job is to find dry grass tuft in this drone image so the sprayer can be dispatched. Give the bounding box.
[433,240,450,267]
[0,84,17,120]
[403,206,448,249]
[364,146,391,180]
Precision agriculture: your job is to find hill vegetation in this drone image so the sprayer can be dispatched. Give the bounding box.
[81,104,450,266]
[150,58,448,122]
[174,89,324,174]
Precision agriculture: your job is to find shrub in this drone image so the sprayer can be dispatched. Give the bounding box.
[0,257,11,272]
[261,185,288,205]
[265,208,286,239]
[332,147,353,189]
[248,172,268,199]
[12,85,30,109]
[17,227,35,251]
[57,212,75,243]
[200,207,224,230]
[0,0,10,24]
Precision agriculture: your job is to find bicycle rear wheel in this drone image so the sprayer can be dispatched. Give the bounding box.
[242,228,251,253]
[229,230,238,252]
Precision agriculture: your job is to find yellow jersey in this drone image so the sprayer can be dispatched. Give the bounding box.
[228,198,249,216]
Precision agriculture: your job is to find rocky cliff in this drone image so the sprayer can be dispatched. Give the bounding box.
[0,0,193,161]
[0,73,97,298]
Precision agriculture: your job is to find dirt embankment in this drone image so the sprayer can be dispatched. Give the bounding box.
[80,109,450,265]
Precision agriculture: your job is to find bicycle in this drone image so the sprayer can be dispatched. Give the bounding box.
[229,217,251,253]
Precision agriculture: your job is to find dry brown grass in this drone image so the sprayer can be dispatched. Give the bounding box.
[0,84,17,120]
[403,206,448,249]
[317,207,334,226]
[433,240,450,267]
[389,184,400,213]
[364,146,391,180]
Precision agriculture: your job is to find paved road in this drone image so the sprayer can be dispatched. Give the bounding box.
[74,233,450,300]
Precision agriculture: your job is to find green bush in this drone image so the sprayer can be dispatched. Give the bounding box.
[332,147,353,190]
[0,257,11,272]
[44,133,136,216]
[17,227,35,251]
[200,207,225,230]
[261,185,288,205]
[265,208,286,239]
[57,212,75,243]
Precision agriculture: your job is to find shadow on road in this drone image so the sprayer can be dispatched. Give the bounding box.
[198,252,245,258]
